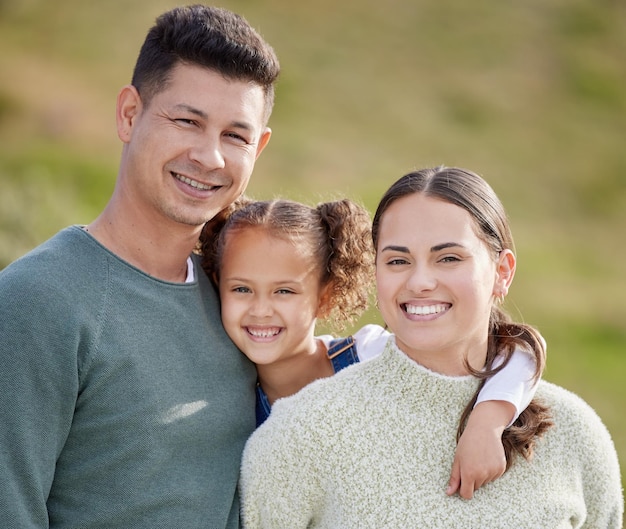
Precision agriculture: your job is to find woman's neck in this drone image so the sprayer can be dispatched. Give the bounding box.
[256,338,336,405]
[397,337,488,377]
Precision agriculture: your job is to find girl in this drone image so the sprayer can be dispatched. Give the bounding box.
[239,168,622,527]
[200,195,540,499]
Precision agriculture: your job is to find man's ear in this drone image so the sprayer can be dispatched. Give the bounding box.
[116,85,142,143]
[254,128,272,160]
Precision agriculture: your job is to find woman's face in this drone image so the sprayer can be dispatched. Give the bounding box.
[375,193,514,375]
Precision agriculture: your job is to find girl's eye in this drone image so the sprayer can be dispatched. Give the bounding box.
[232,286,251,293]
[275,288,295,295]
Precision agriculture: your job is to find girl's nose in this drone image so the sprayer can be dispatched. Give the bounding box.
[249,297,273,318]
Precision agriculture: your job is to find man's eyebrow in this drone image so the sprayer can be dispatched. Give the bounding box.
[173,104,253,131]
[174,104,208,120]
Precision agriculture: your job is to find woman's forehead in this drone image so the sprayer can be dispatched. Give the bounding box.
[379,194,474,239]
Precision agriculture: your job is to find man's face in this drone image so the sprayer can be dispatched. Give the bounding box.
[116,62,271,228]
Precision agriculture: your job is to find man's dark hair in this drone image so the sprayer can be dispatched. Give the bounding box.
[131,5,280,121]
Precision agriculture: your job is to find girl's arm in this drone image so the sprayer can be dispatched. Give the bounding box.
[475,346,539,425]
[351,323,391,362]
[446,346,539,499]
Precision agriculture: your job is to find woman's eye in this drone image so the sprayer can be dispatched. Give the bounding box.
[387,258,408,266]
[439,255,461,263]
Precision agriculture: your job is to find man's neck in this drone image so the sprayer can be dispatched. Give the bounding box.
[85,207,201,283]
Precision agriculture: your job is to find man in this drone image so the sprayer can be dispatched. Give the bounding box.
[0,5,279,528]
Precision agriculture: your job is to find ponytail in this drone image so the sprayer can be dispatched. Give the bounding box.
[316,199,375,329]
[458,309,553,468]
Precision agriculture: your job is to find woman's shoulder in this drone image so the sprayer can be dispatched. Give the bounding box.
[533,380,622,518]
[536,380,604,421]
[267,351,383,430]
[535,380,618,454]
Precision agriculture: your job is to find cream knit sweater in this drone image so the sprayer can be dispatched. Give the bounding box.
[241,338,623,528]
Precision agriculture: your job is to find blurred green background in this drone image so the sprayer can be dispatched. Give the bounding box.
[1,0,624,510]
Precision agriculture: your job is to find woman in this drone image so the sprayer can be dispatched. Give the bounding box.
[239,166,623,527]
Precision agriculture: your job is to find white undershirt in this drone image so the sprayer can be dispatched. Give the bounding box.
[185,257,195,283]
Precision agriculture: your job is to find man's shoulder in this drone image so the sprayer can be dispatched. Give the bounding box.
[3,226,91,274]
[0,227,112,312]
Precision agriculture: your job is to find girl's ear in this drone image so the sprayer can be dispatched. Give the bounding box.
[493,249,516,298]
[316,282,334,319]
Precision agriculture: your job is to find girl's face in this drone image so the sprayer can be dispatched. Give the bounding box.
[219,227,327,366]
[375,193,515,375]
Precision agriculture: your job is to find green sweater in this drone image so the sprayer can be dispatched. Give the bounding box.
[0,227,257,528]
[241,338,623,528]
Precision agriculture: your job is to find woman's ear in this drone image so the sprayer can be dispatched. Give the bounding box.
[494,249,516,298]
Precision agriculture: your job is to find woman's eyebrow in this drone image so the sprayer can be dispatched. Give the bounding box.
[431,242,464,252]
[380,242,465,253]
[380,245,410,253]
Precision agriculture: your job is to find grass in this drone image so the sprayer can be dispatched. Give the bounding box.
[1,0,624,517]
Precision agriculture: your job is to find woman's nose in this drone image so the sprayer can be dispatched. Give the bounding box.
[405,264,437,292]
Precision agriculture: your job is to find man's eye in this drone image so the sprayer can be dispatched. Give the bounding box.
[225,132,249,143]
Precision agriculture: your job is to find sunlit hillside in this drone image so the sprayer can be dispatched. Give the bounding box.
[1,0,624,510]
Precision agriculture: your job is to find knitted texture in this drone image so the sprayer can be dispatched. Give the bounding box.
[241,339,623,528]
[0,227,257,528]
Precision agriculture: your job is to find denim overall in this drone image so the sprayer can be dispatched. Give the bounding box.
[255,336,358,427]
